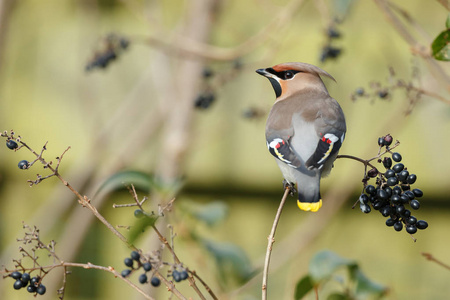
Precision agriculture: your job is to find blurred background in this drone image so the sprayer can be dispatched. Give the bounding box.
[0,0,449,299]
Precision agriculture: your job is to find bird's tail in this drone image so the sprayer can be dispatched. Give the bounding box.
[297,194,322,212]
[296,177,322,212]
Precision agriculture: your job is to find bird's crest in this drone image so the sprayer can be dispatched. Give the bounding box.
[272,62,336,82]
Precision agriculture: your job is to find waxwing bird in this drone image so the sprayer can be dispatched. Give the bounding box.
[256,62,346,212]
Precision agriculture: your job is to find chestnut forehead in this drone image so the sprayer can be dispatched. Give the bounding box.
[272,64,293,72]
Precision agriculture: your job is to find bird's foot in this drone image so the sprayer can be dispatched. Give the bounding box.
[282,180,297,196]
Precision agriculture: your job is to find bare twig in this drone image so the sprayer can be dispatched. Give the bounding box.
[262,187,291,300]
[422,252,450,271]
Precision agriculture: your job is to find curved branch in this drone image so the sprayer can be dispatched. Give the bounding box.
[262,187,291,300]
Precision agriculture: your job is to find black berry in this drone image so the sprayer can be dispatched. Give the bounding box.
[404,191,415,200]
[151,277,161,287]
[412,188,423,198]
[407,174,417,184]
[378,90,389,99]
[392,152,402,162]
[406,225,417,234]
[27,285,37,293]
[124,257,133,268]
[391,195,401,205]
[407,216,417,225]
[378,137,385,146]
[30,276,40,286]
[377,189,388,200]
[18,160,29,170]
[143,262,152,272]
[36,284,46,295]
[180,270,188,280]
[21,273,31,283]
[386,218,396,227]
[139,273,148,284]
[410,200,420,210]
[383,157,392,169]
[387,176,398,186]
[365,185,376,195]
[355,88,365,96]
[394,221,403,231]
[385,169,395,178]
[416,220,428,230]
[121,269,132,278]
[392,186,402,195]
[130,251,140,261]
[380,206,391,217]
[393,163,404,173]
[6,139,18,150]
[13,280,23,290]
[360,203,371,213]
[10,271,22,280]
[383,134,393,146]
[368,168,378,177]
[396,205,405,214]
[173,270,182,282]
[134,209,144,218]
[398,170,409,182]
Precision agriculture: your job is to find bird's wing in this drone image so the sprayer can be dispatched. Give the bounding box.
[305,98,346,170]
[266,137,302,168]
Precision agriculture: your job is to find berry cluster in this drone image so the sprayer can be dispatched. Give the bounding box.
[358,134,428,237]
[85,33,129,71]
[5,138,31,170]
[320,25,343,63]
[8,271,46,295]
[121,250,190,287]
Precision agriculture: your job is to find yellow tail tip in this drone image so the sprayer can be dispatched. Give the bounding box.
[297,199,322,212]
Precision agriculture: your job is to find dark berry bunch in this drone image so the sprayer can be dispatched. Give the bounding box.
[8,271,46,295]
[4,133,31,170]
[121,251,161,287]
[320,24,343,63]
[357,134,428,238]
[350,66,425,114]
[121,250,190,287]
[85,33,130,71]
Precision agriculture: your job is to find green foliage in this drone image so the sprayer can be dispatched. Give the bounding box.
[128,213,158,244]
[181,200,229,227]
[294,250,388,300]
[431,14,450,61]
[294,275,314,300]
[199,238,254,287]
[95,170,154,196]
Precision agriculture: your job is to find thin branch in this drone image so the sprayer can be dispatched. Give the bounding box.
[262,187,291,300]
[422,252,450,271]
[151,225,211,300]
[373,0,450,92]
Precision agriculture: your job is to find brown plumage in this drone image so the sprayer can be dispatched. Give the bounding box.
[256,62,346,212]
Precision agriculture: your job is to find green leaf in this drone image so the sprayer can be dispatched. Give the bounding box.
[327,293,351,300]
[128,213,158,244]
[431,29,450,61]
[309,250,357,283]
[182,200,229,227]
[95,170,154,197]
[446,13,450,29]
[352,268,388,298]
[294,275,315,300]
[200,238,254,286]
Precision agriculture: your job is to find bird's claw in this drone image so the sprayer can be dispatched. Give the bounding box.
[283,180,297,196]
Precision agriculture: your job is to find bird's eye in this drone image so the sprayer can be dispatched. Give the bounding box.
[284,71,294,79]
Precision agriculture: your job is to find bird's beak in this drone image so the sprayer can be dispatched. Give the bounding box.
[256,68,270,77]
